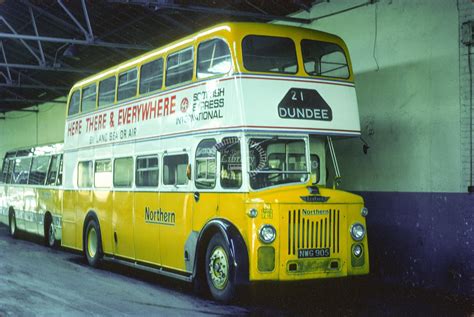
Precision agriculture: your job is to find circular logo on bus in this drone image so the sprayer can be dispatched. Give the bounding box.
[180,97,189,113]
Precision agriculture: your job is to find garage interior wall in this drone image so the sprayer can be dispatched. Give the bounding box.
[287,0,473,296]
[0,100,65,158]
[0,0,472,297]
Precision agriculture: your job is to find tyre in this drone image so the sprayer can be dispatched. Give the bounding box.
[44,215,57,248]
[205,233,236,302]
[84,218,103,267]
[9,211,17,238]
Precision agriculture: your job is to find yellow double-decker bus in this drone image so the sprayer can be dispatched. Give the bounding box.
[1,22,369,302]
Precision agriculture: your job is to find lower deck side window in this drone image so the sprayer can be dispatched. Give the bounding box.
[114,157,133,187]
[163,154,188,185]
[136,156,159,187]
[78,161,93,188]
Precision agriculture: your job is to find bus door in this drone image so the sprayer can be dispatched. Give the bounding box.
[159,151,193,272]
[192,138,219,232]
[112,157,135,260]
[134,155,161,266]
[10,156,32,231]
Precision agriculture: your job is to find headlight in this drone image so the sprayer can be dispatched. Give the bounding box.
[259,224,276,244]
[353,244,363,257]
[350,223,365,241]
[361,207,368,217]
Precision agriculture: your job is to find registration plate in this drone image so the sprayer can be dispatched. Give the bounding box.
[298,248,330,258]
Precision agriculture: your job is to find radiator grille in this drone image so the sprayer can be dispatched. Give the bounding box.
[287,209,340,255]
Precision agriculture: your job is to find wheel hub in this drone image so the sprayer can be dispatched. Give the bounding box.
[10,216,15,235]
[208,246,229,290]
[88,227,97,258]
[48,222,55,246]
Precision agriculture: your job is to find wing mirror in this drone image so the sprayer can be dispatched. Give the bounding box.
[186,164,192,180]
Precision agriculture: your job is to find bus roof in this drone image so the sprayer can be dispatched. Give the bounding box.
[71,22,347,90]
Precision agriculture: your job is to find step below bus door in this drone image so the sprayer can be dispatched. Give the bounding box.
[112,190,135,260]
[190,190,219,271]
[191,191,219,237]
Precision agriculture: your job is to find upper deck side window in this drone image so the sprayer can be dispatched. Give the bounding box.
[140,58,164,95]
[166,47,193,87]
[118,68,138,101]
[242,35,297,74]
[197,39,231,79]
[68,90,81,116]
[82,83,97,113]
[99,76,116,108]
[301,40,349,79]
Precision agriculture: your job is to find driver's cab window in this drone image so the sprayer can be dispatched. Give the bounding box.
[249,137,308,189]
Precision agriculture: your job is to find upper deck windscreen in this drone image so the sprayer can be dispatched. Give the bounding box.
[242,34,350,79]
[301,40,349,79]
[242,35,297,74]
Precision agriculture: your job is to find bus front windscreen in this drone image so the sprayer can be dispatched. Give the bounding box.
[249,137,309,189]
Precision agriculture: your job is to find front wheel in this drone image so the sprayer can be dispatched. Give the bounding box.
[205,233,236,302]
[84,219,103,267]
[9,212,17,238]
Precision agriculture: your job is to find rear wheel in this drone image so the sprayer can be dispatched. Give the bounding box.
[44,216,57,248]
[9,212,17,238]
[205,233,236,302]
[84,218,103,267]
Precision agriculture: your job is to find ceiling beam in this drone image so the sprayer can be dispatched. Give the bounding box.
[107,1,312,24]
[0,108,38,113]
[0,63,95,74]
[2,99,66,104]
[0,32,151,50]
[9,69,66,95]
[21,0,83,35]
[0,83,69,91]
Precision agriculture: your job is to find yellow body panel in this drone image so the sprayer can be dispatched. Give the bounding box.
[133,192,161,265]
[60,184,367,282]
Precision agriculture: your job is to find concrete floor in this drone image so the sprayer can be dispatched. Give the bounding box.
[0,225,471,316]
